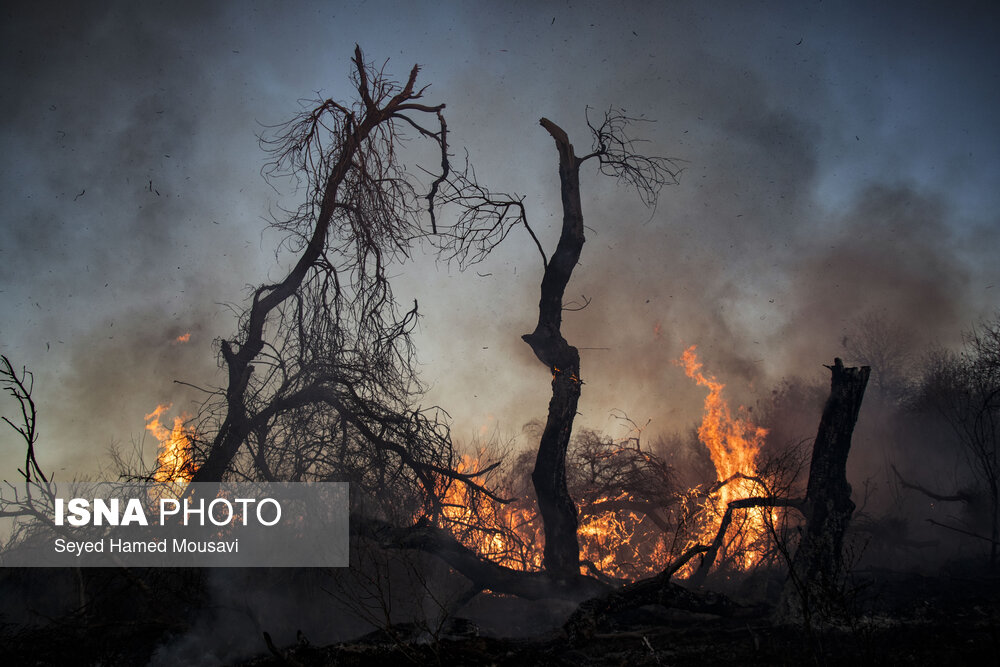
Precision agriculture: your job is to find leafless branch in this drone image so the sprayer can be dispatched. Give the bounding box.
[580,106,684,208]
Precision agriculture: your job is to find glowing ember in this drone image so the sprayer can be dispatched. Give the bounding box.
[678,345,772,571]
[144,404,196,491]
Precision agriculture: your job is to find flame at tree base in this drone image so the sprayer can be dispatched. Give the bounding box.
[433,347,781,582]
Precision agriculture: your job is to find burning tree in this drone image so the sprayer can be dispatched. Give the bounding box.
[171,44,684,594]
[1,46,876,643]
[154,47,874,623]
[185,47,521,527]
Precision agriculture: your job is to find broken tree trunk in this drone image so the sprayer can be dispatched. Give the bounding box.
[776,358,870,622]
[522,118,586,580]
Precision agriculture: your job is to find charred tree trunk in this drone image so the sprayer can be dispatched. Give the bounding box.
[522,118,586,580]
[777,358,870,622]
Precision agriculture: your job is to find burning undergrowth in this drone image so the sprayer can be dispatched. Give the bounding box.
[426,346,805,589]
[2,332,998,665]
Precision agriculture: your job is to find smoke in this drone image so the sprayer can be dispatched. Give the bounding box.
[778,185,977,373]
[147,569,370,667]
[0,0,995,579]
[0,3,281,479]
[2,0,995,477]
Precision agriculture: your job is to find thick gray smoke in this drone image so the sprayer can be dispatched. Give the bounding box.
[2,2,999,658]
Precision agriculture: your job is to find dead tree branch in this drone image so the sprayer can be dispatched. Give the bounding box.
[891,464,974,504]
[563,571,742,643]
[354,516,610,602]
[689,495,805,586]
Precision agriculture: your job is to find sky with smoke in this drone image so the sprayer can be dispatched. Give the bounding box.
[2,1,998,479]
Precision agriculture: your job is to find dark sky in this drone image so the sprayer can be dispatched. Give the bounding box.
[2,1,999,479]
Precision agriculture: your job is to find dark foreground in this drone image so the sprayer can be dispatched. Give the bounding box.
[2,570,998,666]
[238,576,999,667]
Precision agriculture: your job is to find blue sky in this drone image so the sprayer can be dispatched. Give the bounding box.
[1,1,998,478]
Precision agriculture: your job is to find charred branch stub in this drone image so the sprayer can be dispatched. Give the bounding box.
[777,358,870,622]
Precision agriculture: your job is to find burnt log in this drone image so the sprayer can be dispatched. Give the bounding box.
[563,569,742,642]
[354,516,609,602]
[776,358,870,622]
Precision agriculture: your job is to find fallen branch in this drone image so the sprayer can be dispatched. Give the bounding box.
[926,518,998,545]
[353,516,610,602]
[563,571,742,642]
[689,496,805,586]
[892,464,974,504]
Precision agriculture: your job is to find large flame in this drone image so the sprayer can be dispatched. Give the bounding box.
[433,346,777,580]
[144,404,196,490]
[679,345,772,571]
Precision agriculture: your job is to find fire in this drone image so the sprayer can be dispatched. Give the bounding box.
[678,345,772,571]
[434,347,777,580]
[436,455,671,580]
[144,404,196,490]
[436,454,542,572]
[578,491,671,580]
[174,333,191,343]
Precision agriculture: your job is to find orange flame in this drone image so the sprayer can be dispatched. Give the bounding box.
[436,456,671,580]
[144,404,196,490]
[433,347,777,580]
[174,333,191,343]
[577,491,671,579]
[436,454,542,571]
[679,345,772,571]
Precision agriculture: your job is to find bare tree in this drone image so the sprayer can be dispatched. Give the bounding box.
[0,355,55,535]
[524,110,680,578]
[911,316,1000,566]
[175,48,681,585]
[841,312,912,400]
[185,47,520,530]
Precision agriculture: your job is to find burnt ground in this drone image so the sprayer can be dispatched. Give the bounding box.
[2,569,998,666]
[236,571,1000,666]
